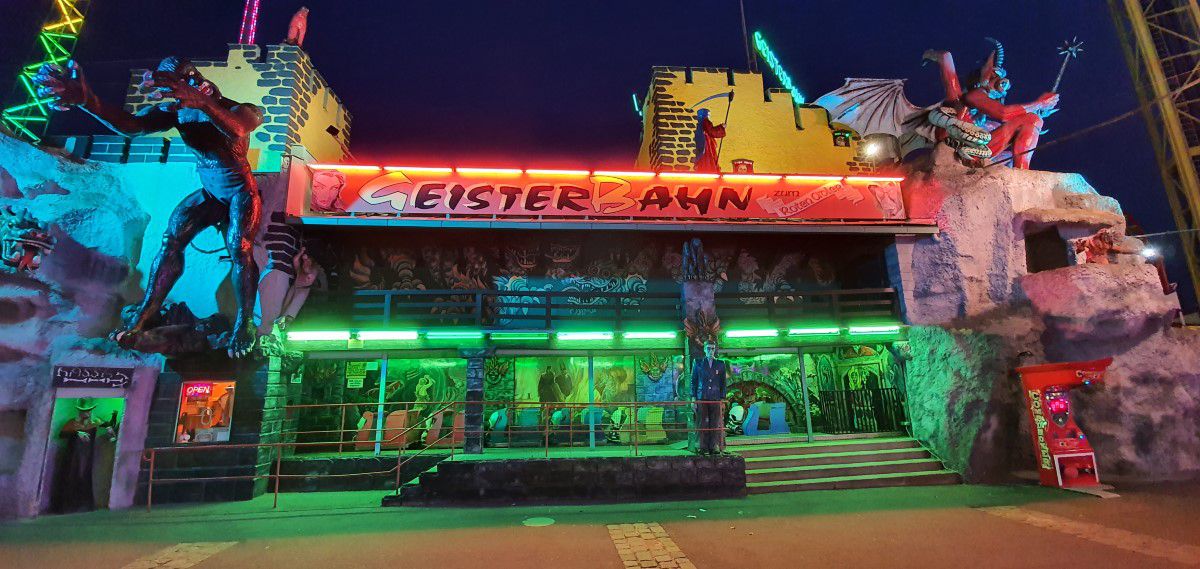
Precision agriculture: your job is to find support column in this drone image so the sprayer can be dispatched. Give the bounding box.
[460,348,493,454]
[680,238,719,453]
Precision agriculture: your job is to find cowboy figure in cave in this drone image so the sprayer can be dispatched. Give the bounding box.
[34,57,264,357]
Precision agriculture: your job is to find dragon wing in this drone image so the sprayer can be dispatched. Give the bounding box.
[814,78,922,137]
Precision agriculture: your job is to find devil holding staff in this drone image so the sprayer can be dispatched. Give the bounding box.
[33,58,264,358]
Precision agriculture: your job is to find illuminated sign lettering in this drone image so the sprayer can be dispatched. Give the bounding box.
[1028,389,1052,469]
[303,166,906,222]
[185,383,214,399]
[753,31,804,104]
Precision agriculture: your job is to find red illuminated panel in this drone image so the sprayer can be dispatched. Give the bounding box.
[301,165,908,222]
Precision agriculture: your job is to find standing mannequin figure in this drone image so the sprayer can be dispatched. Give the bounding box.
[691,340,728,454]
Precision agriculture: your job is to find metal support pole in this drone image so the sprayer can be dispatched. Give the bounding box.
[146,449,155,512]
[798,348,815,443]
[273,445,281,509]
[374,356,388,456]
[588,353,596,449]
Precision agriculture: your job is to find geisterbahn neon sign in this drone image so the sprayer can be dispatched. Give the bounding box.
[298,165,906,222]
[753,30,804,104]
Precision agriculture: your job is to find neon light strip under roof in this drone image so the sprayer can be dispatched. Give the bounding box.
[725,329,780,338]
[287,331,351,341]
[848,325,902,334]
[308,164,904,184]
[357,330,419,340]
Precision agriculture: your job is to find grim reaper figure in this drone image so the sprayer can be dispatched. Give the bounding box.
[34,58,264,357]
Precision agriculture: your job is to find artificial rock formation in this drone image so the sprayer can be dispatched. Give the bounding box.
[893,146,1200,482]
[0,131,163,518]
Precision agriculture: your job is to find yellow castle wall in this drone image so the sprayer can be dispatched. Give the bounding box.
[123,44,352,172]
[636,67,876,175]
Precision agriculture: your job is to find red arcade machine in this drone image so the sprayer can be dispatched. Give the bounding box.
[1015,357,1113,488]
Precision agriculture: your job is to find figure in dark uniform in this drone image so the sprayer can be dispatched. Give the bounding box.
[690,340,728,454]
[34,58,263,357]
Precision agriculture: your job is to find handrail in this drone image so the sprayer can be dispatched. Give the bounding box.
[145,399,727,511]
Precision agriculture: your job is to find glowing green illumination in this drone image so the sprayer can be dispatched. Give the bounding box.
[622,331,677,340]
[752,30,805,104]
[557,331,614,341]
[357,330,419,341]
[1,0,89,142]
[787,327,842,336]
[287,331,351,342]
[425,330,485,340]
[724,329,780,338]
[848,325,902,335]
[490,332,550,341]
[631,92,642,117]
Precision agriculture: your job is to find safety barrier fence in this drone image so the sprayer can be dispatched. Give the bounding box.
[814,388,905,434]
[141,399,726,511]
[298,287,901,331]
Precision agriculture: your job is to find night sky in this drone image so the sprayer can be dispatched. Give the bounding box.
[1,0,1195,311]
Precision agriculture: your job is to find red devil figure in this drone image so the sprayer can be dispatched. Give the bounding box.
[925,38,1060,169]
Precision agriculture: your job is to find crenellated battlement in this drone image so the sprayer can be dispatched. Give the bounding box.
[635,66,882,174]
[122,44,352,171]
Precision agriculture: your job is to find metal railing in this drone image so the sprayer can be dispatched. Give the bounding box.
[302,289,684,330]
[813,388,906,434]
[299,287,900,331]
[140,399,726,511]
[714,288,900,325]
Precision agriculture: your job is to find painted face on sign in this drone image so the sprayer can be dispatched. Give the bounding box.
[311,170,347,213]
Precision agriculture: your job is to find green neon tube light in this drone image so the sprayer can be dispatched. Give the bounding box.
[357,330,419,341]
[557,331,614,341]
[425,330,485,340]
[847,325,902,335]
[752,30,805,104]
[787,327,841,336]
[724,329,780,338]
[287,331,351,341]
[622,331,678,340]
[490,332,550,341]
[631,92,642,117]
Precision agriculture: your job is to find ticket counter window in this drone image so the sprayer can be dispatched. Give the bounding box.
[175,381,236,444]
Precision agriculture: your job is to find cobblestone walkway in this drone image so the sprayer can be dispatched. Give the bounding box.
[607,523,695,569]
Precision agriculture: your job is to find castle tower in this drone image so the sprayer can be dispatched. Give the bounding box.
[635,67,880,175]
[120,44,352,172]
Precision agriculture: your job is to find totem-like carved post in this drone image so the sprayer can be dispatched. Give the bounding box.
[460,347,493,454]
[680,238,721,452]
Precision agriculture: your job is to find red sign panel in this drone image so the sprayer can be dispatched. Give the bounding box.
[301,166,907,222]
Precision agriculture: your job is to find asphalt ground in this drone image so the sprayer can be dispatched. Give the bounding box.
[2,481,1199,568]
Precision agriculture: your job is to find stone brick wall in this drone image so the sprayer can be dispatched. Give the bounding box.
[635,67,876,175]
[388,455,746,505]
[137,356,288,504]
[122,44,352,172]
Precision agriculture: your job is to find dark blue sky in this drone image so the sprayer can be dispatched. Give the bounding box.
[1,0,1194,310]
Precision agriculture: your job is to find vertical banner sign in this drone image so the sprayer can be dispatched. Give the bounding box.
[345,361,367,389]
[303,167,906,222]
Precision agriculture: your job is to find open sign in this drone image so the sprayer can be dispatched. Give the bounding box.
[184,383,213,398]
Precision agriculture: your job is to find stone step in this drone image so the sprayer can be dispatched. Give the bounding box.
[746,458,944,483]
[743,447,932,469]
[729,431,904,446]
[729,437,921,458]
[747,469,961,494]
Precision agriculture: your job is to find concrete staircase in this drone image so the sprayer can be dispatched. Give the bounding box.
[728,433,960,494]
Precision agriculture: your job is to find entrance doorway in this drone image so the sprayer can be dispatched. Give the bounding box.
[43,396,125,513]
[722,343,908,441]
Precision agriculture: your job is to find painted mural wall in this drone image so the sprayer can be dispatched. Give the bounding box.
[302,229,893,312]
